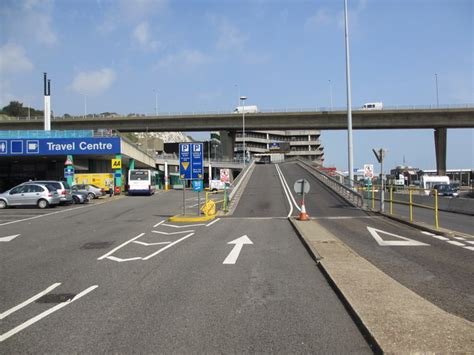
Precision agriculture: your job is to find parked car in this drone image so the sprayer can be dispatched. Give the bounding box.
[71,184,105,199]
[72,190,90,204]
[21,180,73,204]
[0,183,61,209]
[432,184,459,197]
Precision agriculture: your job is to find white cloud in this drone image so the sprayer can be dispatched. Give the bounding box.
[216,21,247,51]
[0,44,33,74]
[305,8,332,29]
[0,0,58,46]
[132,21,159,51]
[70,68,116,96]
[157,49,211,69]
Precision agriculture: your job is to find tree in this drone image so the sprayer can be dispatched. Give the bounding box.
[1,101,24,117]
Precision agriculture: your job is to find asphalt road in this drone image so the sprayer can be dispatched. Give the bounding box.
[0,189,371,353]
[278,162,474,322]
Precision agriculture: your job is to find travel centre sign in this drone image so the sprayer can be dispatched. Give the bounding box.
[0,138,121,156]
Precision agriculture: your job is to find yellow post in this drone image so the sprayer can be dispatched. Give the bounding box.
[409,189,413,222]
[434,189,439,230]
[372,185,375,209]
[390,187,393,215]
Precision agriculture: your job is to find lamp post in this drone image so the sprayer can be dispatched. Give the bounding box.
[344,0,354,187]
[329,79,333,111]
[240,95,247,166]
[434,73,439,108]
[83,94,87,118]
[154,90,158,115]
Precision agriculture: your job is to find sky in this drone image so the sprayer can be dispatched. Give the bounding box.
[0,0,472,171]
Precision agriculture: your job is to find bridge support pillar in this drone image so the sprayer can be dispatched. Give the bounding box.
[434,128,447,176]
[220,130,235,161]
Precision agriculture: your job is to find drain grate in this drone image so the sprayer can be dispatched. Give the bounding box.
[36,293,76,303]
[81,241,114,249]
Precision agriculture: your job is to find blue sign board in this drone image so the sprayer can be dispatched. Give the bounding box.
[179,143,203,180]
[192,180,204,191]
[0,138,121,156]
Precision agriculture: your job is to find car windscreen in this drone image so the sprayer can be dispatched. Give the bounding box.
[90,184,101,189]
[62,181,70,189]
[45,184,57,192]
[130,171,149,180]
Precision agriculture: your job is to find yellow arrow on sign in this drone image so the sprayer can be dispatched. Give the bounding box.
[181,162,189,170]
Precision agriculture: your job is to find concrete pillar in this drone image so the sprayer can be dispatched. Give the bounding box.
[220,130,235,161]
[164,162,169,190]
[434,128,447,176]
[115,154,122,193]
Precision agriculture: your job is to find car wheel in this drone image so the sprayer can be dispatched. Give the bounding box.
[37,199,49,209]
[73,196,80,204]
[87,193,95,200]
[0,200,7,209]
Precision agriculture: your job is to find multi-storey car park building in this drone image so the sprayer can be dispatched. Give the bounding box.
[234,130,324,164]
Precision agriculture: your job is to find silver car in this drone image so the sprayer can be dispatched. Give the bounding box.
[71,184,105,199]
[0,183,61,209]
[22,180,73,204]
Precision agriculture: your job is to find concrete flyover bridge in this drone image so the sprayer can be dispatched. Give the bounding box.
[2,105,473,175]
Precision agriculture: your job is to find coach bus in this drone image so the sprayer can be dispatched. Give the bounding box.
[128,169,158,195]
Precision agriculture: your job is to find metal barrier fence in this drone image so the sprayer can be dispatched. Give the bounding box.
[296,159,365,208]
[358,185,440,229]
[202,189,229,216]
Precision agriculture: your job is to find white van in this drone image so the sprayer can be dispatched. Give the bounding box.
[362,102,383,110]
[233,105,259,114]
[420,175,450,195]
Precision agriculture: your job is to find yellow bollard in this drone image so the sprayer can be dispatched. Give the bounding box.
[390,187,393,215]
[434,189,439,230]
[409,188,413,222]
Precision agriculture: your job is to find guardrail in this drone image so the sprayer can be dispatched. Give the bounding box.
[296,159,364,208]
[2,103,473,120]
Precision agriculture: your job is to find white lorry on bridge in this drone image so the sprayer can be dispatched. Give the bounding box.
[233,105,259,113]
[361,102,384,110]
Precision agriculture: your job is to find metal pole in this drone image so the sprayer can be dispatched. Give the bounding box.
[344,0,354,187]
[380,152,384,213]
[155,91,158,115]
[183,183,186,216]
[84,94,87,118]
[329,79,333,111]
[435,73,439,107]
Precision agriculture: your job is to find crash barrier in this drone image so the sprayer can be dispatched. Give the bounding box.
[202,189,229,216]
[296,159,365,208]
[358,185,442,229]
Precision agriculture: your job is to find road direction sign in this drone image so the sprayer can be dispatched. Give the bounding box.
[180,143,203,180]
[294,179,310,195]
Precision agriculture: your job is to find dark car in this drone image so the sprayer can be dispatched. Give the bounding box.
[432,184,458,197]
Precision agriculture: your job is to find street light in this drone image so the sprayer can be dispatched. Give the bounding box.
[329,79,333,111]
[154,90,158,115]
[240,95,247,166]
[434,73,439,108]
[344,0,354,187]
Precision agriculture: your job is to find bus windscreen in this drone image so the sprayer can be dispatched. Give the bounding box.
[130,170,149,180]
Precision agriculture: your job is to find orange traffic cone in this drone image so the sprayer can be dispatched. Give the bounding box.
[298,200,310,221]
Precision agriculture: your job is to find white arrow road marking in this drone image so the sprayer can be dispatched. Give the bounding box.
[367,227,429,246]
[223,235,253,264]
[0,283,61,320]
[0,234,20,242]
[0,285,98,343]
[152,230,194,235]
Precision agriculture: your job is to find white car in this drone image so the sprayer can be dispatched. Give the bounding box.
[0,183,61,209]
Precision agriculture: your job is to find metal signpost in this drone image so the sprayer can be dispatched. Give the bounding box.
[372,148,386,213]
[293,179,310,220]
[180,143,204,216]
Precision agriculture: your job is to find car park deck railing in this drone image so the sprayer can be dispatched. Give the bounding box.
[0,130,95,138]
[296,158,365,208]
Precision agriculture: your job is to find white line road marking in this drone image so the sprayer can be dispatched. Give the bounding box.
[188,203,199,208]
[453,237,466,241]
[0,200,112,227]
[162,223,205,228]
[153,220,165,228]
[223,235,253,264]
[133,241,171,246]
[276,164,301,212]
[152,230,194,235]
[0,285,98,343]
[275,164,294,217]
[463,246,474,251]
[431,235,450,241]
[421,231,436,236]
[447,241,465,247]
[142,233,194,260]
[0,234,20,242]
[97,233,145,260]
[105,256,143,262]
[206,218,220,227]
[0,283,61,320]
[466,241,474,245]
[313,216,373,220]
[367,227,430,246]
